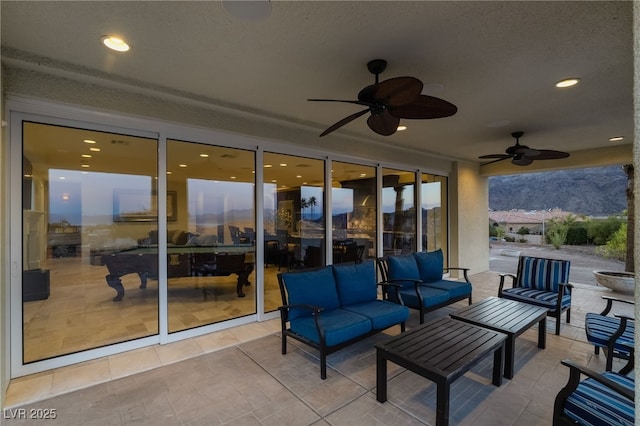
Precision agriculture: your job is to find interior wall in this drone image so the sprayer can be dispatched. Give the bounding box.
[450,161,489,275]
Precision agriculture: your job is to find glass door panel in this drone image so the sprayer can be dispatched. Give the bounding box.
[421,173,448,261]
[22,122,158,363]
[331,162,376,264]
[263,153,325,312]
[166,140,256,332]
[382,168,416,255]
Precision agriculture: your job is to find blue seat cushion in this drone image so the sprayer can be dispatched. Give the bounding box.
[386,254,420,290]
[517,256,570,292]
[332,261,377,306]
[280,266,339,320]
[394,286,450,309]
[289,309,372,346]
[413,250,443,283]
[424,279,471,299]
[585,313,634,354]
[563,372,634,426]
[343,300,409,330]
[501,287,571,312]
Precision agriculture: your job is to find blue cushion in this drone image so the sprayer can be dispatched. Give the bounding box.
[386,254,420,289]
[501,287,571,312]
[585,313,634,354]
[289,309,372,346]
[280,266,339,320]
[332,261,377,306]
[343,300,409,330]
[413,250,443,283]
[518,256,570,292]
[395,286,450,309]
[424,279,471,299]
[564,372,634,426]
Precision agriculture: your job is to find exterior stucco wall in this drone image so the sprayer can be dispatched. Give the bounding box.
[450,161,489,275]
[1,62,8,410]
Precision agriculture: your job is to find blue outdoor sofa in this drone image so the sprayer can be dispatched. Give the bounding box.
[376,249,473,324]
[277,261,409,379]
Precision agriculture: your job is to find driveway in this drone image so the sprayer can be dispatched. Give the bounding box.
[489,241,627,286]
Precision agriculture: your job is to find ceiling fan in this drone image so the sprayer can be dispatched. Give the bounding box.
[308,59,457,137]
[479,131,570,166]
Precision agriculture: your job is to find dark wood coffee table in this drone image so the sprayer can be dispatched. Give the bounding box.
[450,296,548,379]
[376,317,506,426]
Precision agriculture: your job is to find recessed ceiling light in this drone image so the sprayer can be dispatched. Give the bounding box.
[82,154,92,158]
[83,139,96,144]
[264,164,273,168]
[101,36,130,52]
[555,78,580,88]
[230,176,237,179]
[397,125,407,131]
[280,163,288,167]
[200,154,209,158]
[609,136,624,142]
[81,164,90,168]
[89,147,101,152]
[296,175,302,178]
[179,164,187,168]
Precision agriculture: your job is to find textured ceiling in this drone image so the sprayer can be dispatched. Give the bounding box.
[1,1,634,171]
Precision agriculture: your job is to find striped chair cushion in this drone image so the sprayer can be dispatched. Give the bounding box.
[585,313,634,354]
[564,372,634,426]
[501,287,571,312]
[517,256,570,292]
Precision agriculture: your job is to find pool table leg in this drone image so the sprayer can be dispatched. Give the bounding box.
[106,275,125,302]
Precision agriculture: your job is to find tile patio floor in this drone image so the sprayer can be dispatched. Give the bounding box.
[2,270,634,425]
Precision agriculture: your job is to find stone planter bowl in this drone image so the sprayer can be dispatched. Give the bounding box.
[593,271,635,295]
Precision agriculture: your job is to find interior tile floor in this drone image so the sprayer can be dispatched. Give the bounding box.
[3,271,634,425]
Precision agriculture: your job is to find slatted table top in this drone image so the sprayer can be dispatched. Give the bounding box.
[376,316,506,384]
[450,296,548,337]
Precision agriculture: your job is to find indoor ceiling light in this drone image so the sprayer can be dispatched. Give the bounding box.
[101,36,130,52]
[89,147,100,152]
[397,125,407,131]
[83,139,96,144]
[609,136,624,142]
[555,78,580,88]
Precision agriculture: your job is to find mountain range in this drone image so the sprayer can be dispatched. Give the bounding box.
[488,165,629,216]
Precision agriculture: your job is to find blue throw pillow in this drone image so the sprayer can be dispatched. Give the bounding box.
[280,266,339,320]
[386,254,420,289]
[413,249,444,283]
[332,261,377,306]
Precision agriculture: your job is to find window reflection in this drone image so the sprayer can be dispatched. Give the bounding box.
[421,173,448,260]
[166,141,256,332]
[331,162,376,264]
[382,168,416,255]
[263,153,325,312]
[22,122,158,363]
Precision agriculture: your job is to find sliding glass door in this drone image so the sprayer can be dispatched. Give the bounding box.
[22,122,159,362]
[166,140,256,332]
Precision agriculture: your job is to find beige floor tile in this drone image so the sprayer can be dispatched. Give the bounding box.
[154,338,204,365]
[51,358,112,394]
[108,346,162,379]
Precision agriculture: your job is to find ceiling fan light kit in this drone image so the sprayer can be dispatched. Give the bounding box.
[479,131,570,166]
[309,59,457,137]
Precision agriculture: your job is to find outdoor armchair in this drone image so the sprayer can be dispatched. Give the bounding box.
[585,295,634,374]
[498,255,571,335]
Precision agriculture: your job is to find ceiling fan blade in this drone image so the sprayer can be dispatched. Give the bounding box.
[308,98,375,107]
[389,95,457,119]
[319,108,370,137]
[367,110,400,136]
[534,150,570,160]
[481,157,511,166]
[372,77,423,107]
[478,154,511,159]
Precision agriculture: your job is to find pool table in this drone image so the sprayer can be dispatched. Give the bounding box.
[101,245,255,301]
